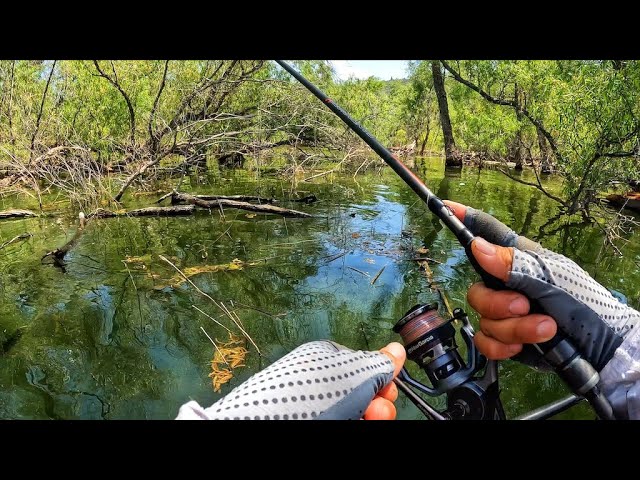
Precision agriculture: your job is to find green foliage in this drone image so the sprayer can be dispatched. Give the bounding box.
[405,60,640,210]
[1,60,638,214]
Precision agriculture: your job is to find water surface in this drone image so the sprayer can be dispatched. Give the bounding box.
[1,157,637,419]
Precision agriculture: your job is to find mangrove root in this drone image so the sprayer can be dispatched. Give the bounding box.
[170,191,312,218]
[0,209,37,219]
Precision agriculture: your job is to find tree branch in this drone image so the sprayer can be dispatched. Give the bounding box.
[29,60,57,164]
[93,60,136,145]
[440,60,565,165]
[148,60,169,150]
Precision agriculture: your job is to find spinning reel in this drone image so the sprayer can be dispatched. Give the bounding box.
[393,303,505,420]
[392,303,590,420]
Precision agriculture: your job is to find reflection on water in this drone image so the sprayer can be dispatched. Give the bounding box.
[0,157,638,419]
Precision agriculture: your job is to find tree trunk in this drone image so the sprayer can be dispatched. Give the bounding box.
[510,129,524,171]
[431,61,460,167]
[537,126,552,174]
[514,134,524,170]
[512,84,524,171]
[420,120,431,156]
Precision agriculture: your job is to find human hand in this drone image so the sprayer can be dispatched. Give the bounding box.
[442,200,639,374]
[363,342,406,420]
[444,200,557,360]
[176,340,406,420]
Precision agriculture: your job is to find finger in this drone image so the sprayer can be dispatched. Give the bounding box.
[379,342,406,378]
[467,282,530,319]
[442,200,467,222]
[471,237,514,282]
[376,381,398,403]
[480,314,558,344]
[363,397,397,420]
[473,331,523,360]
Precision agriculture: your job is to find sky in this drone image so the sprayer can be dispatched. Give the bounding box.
[330,60,410,81]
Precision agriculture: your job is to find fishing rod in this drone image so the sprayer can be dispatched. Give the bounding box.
[276,60,615,420]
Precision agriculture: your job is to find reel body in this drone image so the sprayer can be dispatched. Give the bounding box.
[394,303,505,420]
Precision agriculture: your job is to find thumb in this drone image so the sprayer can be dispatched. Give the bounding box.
[471,237,514,283]
[379,342,406,378]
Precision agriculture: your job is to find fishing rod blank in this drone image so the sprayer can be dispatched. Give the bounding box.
[275,60,615,420]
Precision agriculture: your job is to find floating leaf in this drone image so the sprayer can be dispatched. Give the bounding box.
[351,232,360,238]
[364,258,376,264]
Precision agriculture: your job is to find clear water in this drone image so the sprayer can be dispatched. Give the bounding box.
[1,157,637,419]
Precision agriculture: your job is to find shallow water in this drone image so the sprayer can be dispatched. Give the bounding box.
[0,157,638,419]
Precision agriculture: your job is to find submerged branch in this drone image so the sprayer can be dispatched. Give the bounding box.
[42,213,87,272]
[0,232,32,251]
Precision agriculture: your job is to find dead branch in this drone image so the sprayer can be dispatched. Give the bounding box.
[0,209,37,219]
[497,167,566,206]
[171,191,312,218]
[0,232,32,250]
[159,193,277,204]
[88,205,195,218]
[148,60,170,149]
[42,213,86,271]
[113,154,168,202]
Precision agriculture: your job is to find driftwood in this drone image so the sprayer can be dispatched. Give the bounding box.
[171,192,312,218]
[0,209,37,219]
[89,205,196,218]
[0,233,32,251]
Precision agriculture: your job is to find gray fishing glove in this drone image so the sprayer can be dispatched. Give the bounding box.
[176,341,395,420]
[462,206,640,419]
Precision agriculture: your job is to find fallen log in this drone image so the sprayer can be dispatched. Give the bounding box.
[88,205,196,218]
[157,192,276,204]
[0,209,37,219]
[171,191,312,218]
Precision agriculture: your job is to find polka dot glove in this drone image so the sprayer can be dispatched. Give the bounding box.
[176,341,395,420]
[464,207,640,419]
